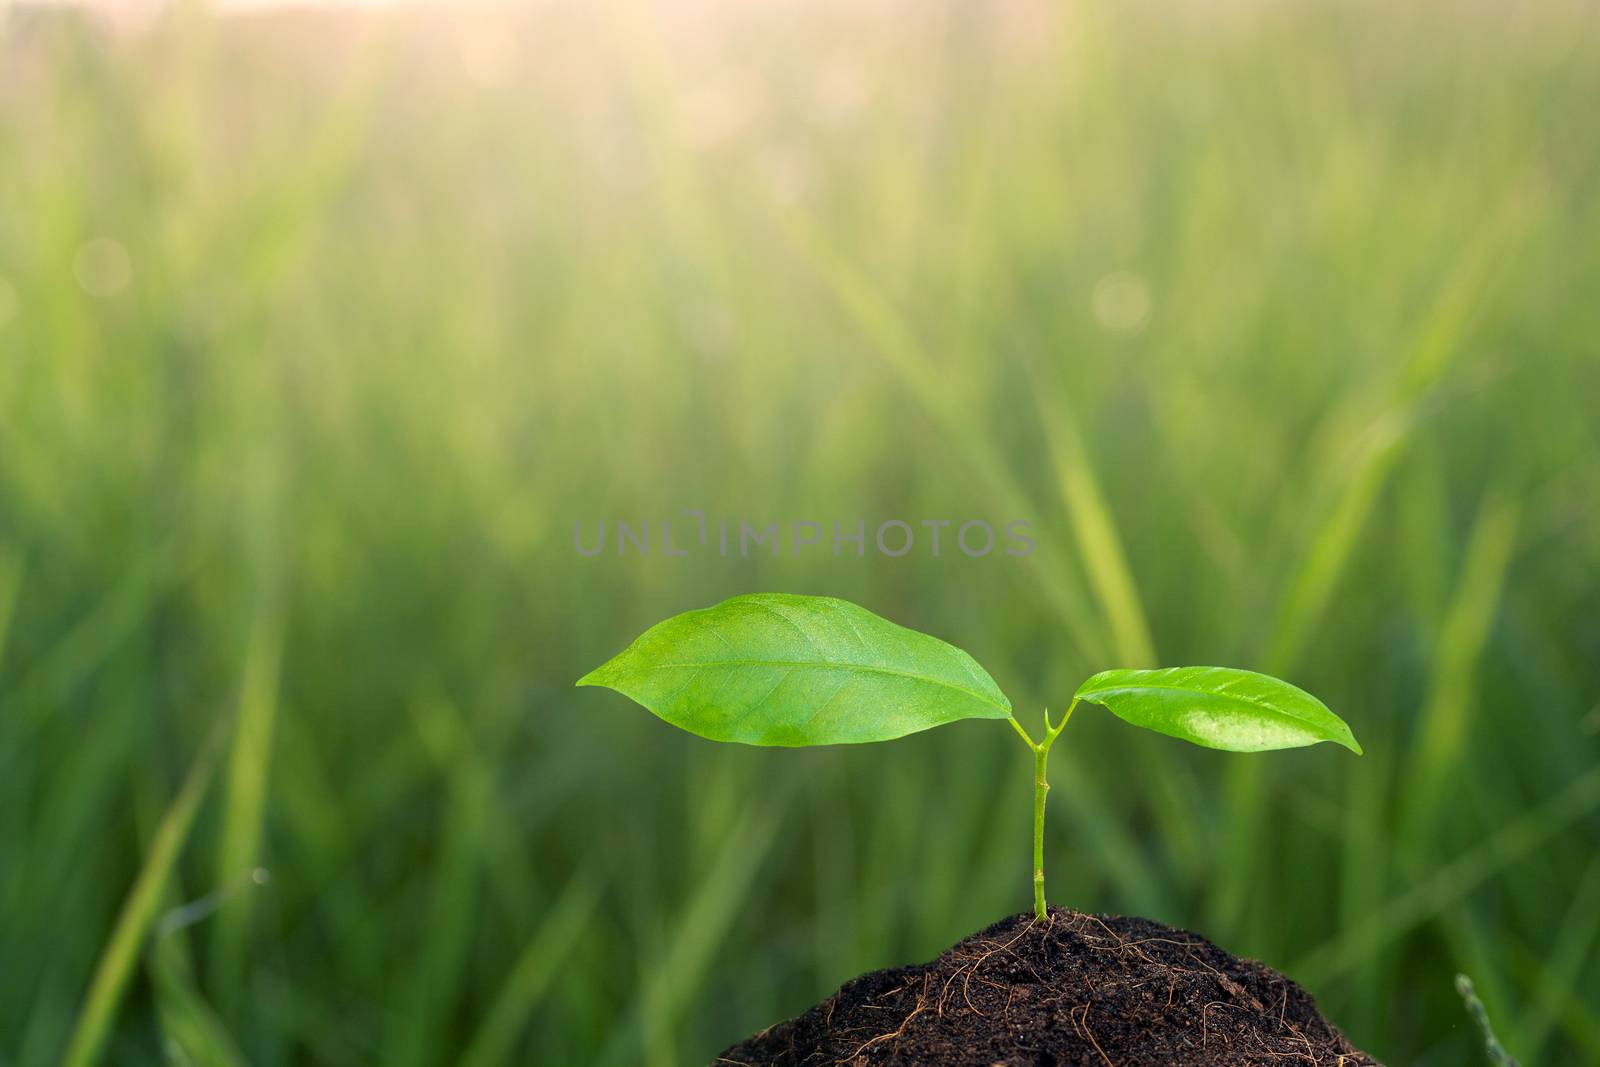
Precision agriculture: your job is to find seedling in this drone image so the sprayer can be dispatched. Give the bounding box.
[578,593,1361,919]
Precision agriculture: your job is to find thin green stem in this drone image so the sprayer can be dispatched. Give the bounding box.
[1012,700,1077,920]
[1005,713,1039,749]
[1032,741,1049,917]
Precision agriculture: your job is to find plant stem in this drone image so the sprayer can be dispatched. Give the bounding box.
[1010,700,1077,920]
[1005,712,1039,748]
[1032,741,1050,918]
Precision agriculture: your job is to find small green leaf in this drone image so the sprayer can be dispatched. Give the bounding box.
[577,593,1011,746]
[1074,666,1362,755]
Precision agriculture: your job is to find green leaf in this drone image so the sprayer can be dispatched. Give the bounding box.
[577,593,1011,746]
[1073,666,1362,755]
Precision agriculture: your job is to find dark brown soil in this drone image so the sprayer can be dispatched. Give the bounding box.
[717,908,1381,1066]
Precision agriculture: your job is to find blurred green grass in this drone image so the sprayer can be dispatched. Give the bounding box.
[2,1,1599,1064]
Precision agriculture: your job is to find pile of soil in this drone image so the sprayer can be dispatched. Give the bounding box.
[717,908,1381,1066]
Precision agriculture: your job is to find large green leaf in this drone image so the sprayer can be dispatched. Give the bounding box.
[1074,666,1362,754]
[577,593,1011,746]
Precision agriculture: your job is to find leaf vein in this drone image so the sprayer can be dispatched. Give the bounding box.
[614,660,1009,714]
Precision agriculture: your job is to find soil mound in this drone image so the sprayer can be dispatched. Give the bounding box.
[717,908,1381,1066]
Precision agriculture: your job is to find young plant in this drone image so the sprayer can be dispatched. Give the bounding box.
[578,593,1361,919]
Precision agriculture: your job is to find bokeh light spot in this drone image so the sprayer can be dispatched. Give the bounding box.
[1092,271,1152,334]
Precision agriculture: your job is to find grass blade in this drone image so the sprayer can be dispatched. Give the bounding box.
[384,697,494,1067]
[58,719,226,1067]
[1295,765,1600,984]
[210,612,284,1014]
[1404,492,1520,842]
[1033,396,1156,667]
[460,870,602,1067]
